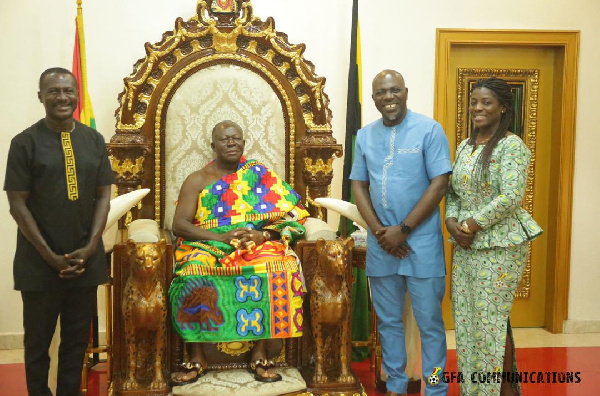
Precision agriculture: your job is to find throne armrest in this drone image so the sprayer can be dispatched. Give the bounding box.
[127,219,160,243]
[303,217,337,241]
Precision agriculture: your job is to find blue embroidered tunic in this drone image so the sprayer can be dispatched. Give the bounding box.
[350,110,452,278]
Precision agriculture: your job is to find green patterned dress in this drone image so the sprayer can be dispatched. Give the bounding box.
[446,135,542,395]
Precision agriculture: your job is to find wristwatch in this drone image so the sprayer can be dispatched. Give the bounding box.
[399,221,412,235]
[461,220,473,234]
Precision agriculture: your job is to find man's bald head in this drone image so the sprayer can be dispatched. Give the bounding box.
[211,120,244,141]
[372,70,405,90]
[371,70,408,126]
[210,120,246,164]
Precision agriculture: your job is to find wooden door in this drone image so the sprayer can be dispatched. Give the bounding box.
[439,44,562,328]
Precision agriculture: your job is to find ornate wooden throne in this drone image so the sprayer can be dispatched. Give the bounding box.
[107,1,364,395]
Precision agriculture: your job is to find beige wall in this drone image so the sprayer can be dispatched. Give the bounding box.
[0,0,598,343]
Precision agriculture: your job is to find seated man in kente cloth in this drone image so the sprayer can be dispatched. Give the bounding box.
[169,120,308,385]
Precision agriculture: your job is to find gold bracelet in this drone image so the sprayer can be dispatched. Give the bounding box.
[262,230,270,241]
[461,220,473,234]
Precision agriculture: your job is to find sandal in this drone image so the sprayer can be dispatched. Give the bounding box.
[171,362,206,386]
[249,359,282,383]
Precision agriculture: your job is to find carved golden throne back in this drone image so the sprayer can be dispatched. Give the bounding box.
[106,1,365,395]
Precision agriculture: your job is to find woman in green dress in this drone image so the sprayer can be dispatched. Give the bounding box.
[445,78,542,396]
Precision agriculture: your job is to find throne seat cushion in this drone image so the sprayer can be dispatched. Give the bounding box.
[172,366,306,396]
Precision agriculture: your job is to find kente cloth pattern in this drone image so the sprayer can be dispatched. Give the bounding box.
[61,132,79,201]
[170,158,308,342]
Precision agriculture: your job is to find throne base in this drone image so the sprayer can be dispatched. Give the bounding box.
[172,366,306,396]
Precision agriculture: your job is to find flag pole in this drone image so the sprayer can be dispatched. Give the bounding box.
[73,0,95,128]
[76,0,90,124]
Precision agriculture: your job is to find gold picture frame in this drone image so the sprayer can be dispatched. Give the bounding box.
[456,68,539,299]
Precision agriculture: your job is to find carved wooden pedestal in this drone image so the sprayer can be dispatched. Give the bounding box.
[110,230,174,395]
[296,239,365,396]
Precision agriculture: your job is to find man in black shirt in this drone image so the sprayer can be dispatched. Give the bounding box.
[4,67,114,395]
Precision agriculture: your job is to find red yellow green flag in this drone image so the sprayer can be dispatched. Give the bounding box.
[72,0,95,129]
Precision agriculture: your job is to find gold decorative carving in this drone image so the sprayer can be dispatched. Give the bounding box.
[153,53,296,222]
[216,341,253,356]
[112,0,342,223]
[212,28,240,52]
[116,0,331,132]
[456,68,539,299]
[305,187,324,221]
[304,158,334,176]
[110,156,144,178]
[124,211,133,228]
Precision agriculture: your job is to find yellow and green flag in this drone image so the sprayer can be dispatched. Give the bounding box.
[342,0,371,362]
[72,0,95,129]
[342,0,362,220]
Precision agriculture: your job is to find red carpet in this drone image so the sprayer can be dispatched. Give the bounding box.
[2,347,600,395]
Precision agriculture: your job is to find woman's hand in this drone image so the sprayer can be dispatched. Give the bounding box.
[445,218,475,249]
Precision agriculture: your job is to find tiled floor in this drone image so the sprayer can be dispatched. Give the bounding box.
[2,328,600,395]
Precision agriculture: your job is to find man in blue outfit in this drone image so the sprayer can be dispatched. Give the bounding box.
[350,70,451,396]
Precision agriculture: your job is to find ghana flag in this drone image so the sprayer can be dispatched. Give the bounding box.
[342,0,371,361]
[341,0,361,223]
[73,0,98,358]
[72,0,95,129]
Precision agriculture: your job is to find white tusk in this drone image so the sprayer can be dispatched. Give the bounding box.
[314,197,367,229]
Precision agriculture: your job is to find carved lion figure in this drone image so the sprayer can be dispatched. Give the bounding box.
[122,239,167,390]
[310,237,355,384]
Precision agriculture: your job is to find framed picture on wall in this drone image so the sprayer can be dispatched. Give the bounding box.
[456,68,539,142]
[456,68,539,299]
